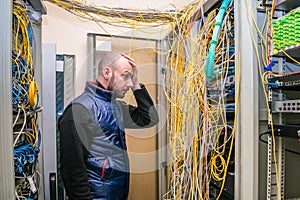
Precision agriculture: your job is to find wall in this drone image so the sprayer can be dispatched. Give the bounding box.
[42,2,124,94]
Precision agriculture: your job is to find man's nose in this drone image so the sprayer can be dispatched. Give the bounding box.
[127,79,134,88]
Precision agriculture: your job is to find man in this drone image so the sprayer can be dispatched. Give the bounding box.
[58,53,159,199]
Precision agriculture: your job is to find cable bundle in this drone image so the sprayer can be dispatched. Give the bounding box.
[46,0,207,32]
[47,0,178,27]
[12,51,33,108]
[12,0,42,199]
[163,1,236,199]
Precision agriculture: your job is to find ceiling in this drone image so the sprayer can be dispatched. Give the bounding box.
[86,0,196,10]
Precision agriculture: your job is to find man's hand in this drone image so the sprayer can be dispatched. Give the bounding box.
[121,54,141,90]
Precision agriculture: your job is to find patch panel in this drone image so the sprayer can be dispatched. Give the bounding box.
[272,9,300,50]
[274,99,300,113]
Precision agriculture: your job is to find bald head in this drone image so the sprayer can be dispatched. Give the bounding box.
[98,52,123,74]
[97,52,138,97]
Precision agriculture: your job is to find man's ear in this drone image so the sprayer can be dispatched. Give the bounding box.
[103,67,112,80]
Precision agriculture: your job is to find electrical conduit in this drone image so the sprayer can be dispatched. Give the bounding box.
[205,0,232,82]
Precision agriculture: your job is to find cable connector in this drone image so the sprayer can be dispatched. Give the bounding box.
[267,81,280,87]
[264,60,275,71]
[27,176,37,193]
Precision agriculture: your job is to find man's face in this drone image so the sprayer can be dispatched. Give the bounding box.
[107,57,134,98]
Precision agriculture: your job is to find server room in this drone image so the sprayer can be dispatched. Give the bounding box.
[1,0,300,199]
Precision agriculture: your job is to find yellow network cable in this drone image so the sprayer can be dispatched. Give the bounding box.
[281,50,300,64]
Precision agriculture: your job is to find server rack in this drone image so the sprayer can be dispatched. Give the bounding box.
[266,1,300,199]
[0,1,46,199]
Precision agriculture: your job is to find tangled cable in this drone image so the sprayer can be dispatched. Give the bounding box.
[163,0,236,199]
[12,0,42,199]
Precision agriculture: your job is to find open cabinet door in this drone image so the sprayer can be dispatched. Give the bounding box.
[125,48,158,200]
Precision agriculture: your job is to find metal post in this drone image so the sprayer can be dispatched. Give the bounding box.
[87,33,95,81]
[268,58,285,200]
[267,135,273,200]
[235,0,259,199]
[0,0,15,199]
[42,44,57,200]
[31,23,46,200]
[157,39,168,199]
[277,57,285,200]
[277,137,285,200]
